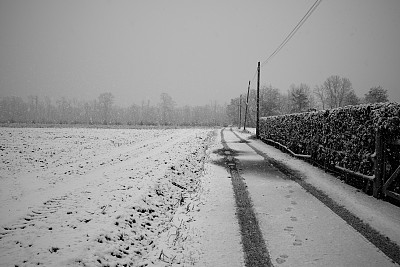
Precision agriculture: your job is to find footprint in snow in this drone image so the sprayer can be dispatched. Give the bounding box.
[284,226,293,232]
[293,238,303,246]
[276,254,289,264]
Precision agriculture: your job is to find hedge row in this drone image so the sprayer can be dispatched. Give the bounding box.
[259,103,400,177]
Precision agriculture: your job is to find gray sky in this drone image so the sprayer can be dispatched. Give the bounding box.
[0,0,399,106]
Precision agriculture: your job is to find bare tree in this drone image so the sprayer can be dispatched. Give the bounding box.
[319,75,353,108]
[98,92,114,124]
[313,85,326,109]
[159,93,175,125]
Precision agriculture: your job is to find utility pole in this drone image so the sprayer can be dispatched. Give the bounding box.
[238,95,242,129]
[244,81,250,131]
[256,61,260,138]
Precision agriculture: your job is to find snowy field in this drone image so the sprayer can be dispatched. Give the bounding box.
[0,127,222,266]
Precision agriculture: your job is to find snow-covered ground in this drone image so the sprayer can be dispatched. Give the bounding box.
[2,126,399,266]
[232,129,400,248]
[0,127,243,266]
[228,129,399,266]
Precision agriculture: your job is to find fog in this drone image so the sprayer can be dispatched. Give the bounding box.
[0,0,399,106]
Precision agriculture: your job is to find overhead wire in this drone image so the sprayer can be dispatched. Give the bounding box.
[251,68,258,82]
[260,0,322,68]
[244,0,322,104]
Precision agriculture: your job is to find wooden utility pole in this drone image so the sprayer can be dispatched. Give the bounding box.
[237,100,240,128]
[373,129,384,198]
[244,81,250,131]
[239,95,242,129]
[256,61,260,138]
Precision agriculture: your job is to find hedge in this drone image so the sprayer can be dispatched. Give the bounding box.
[259,103,400,179]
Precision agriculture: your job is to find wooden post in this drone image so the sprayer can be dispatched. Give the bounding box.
[239,95,242,129]
[237,100,240,128]
[256,62,260,139]
[373,128,385,198]
[243,81,250,131]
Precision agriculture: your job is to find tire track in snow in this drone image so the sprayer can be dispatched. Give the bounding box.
[230,129,400,266]
[219,128,272,267]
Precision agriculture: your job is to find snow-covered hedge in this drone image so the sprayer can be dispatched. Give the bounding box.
[259,103,400,176]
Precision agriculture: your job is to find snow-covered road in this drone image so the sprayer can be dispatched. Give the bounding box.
[225,128,400,266]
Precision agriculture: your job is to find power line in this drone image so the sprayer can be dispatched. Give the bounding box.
[261,0,322,68]
[251,68,258,82]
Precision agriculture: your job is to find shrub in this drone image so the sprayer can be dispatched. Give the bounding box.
[259,103,400,177]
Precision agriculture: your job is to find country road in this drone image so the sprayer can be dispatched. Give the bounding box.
[219,128,399,266]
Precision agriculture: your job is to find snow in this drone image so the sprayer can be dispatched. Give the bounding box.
[234,129,400,248]
[242,127,256,135]
[1,125,399,266]
[227,129,398,266]
[191,131,244,267]
[0,127,244,266]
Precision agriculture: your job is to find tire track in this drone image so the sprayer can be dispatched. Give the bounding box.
[231,128,400,265]
[0,195,69,237]
[218,128,272,267]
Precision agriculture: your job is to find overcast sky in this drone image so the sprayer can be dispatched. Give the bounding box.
[0,0,399,106]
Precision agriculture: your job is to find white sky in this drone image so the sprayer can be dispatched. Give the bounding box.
[0,0,399,106]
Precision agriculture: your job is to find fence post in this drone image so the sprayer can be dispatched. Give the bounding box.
[373,128,385,198]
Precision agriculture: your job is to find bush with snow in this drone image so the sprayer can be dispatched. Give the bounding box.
[259,102,400,178]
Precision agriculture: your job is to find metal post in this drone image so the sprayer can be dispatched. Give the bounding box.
[256,62,260,138]
[244,81,250,131]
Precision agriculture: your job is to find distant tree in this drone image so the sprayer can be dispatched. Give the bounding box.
[277,93,290,114]
[126,104,139,125]
[43,96,56,123]
[98,92,114,124]
[0,96,28,123]
[226,97,241,126]
[245,89,257,126]
[289,83,311,113]
[260,85,282,116]
[313,85,327,109]
[159,93,175,125]
[27,95,39,122]
[314,76,355,109]
[56,97,72,123]
[344,90,360,106]
[364,86,389,103]
[314,75,353,109]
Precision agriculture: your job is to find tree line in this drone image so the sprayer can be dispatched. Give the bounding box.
[0,92,228,126]
[227,75,390,127]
